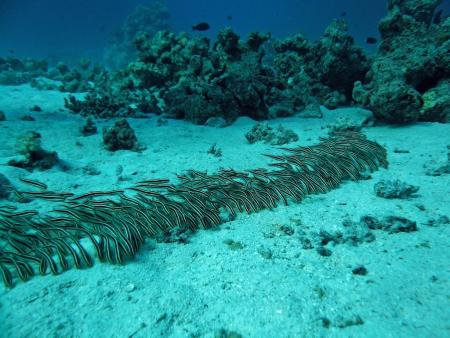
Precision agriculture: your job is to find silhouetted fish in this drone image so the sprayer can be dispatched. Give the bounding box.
[340,11,347,17]
[365,37,378,44]
[192,22,210,31]
[9,49,14,54]
[227,15,232,21]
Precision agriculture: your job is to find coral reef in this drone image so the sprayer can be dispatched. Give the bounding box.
[65,21,368,124]
[0,57,48,85]
[353,0,450,123]
[102,118,140,151]
[273,20,369,111]
[0,131,387,287]
[104,1,171,69]
[29,59,107,93]
[7,131,59,171]
[5,1,447,126]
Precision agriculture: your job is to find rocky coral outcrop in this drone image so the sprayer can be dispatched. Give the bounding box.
[67,28,277,124]
[102,118,140,151]
[65,22,369,125]
[0,57,48,85]
[272,20,369,112]
[8,131,59,171]
[353,0,450,123]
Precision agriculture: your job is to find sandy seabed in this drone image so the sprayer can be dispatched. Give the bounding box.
[0,84,449,338]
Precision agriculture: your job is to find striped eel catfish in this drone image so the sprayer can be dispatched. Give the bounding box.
[0,131,388,288]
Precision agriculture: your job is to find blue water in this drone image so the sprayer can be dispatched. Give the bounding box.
[2,0,449,62]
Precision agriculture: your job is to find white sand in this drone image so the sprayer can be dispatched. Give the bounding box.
[0,84,449,338]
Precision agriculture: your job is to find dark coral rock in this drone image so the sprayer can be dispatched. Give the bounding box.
[56,62,70,75]
[352,265,368,276]
[382,216,417,233]
[272,21,366,111]
[245,123,298,145]
[20,115,35,121]
[360,215,384,230]
[246,32,271,51]
[214,28,243,59]
[29,105,42,112]
[80,117,98,136]
[353,0,450,123]
[163,86,225,124]
[359,215,417,234]
[342,222,376,246]
[316,246,332,257]
[8,131,59,171]
[386,0,441,25]
[102,118,139,151]
[311,20,369,99]
[374,179,420,199]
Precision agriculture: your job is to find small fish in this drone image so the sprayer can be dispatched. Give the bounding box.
[227,15,232,21]
[20,191,72,201]
[192,22,210,31]
[340,11,347,17]
[19,177,48,190]
[70,190,124,201]
[365,37,378,44]
[10,210,39,218]
[9,49,15,54]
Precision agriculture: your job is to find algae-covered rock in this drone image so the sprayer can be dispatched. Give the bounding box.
[374,179,420,199]
[8,131,59,171]
[102,118,140,151]
[420,79,450,122]
[245,123,298,145]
